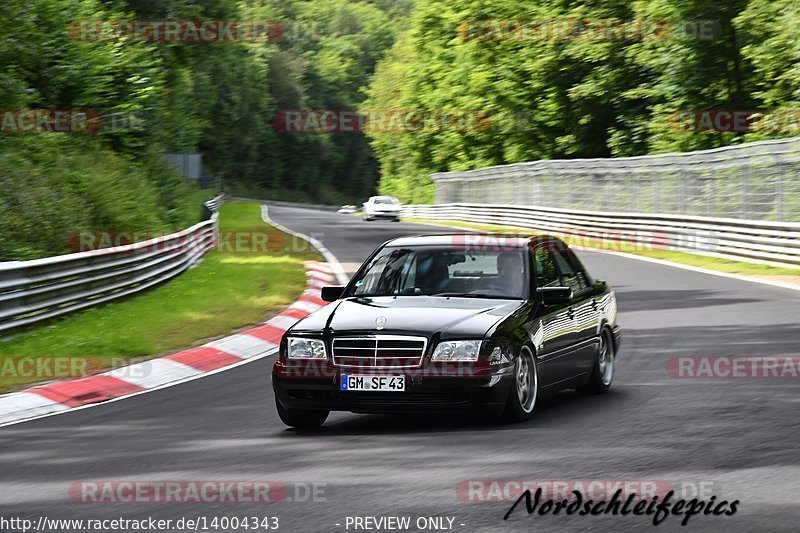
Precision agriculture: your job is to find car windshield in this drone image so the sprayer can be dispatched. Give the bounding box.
[347,246,528,299]
[374,197,398,204]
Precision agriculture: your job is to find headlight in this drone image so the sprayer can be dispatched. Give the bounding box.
[431,340,482,362]
[287,337,327,359]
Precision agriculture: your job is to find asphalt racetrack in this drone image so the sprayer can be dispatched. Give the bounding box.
[1,204,799,532]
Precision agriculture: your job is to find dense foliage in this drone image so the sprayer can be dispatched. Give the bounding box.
[2,0,799,247]
[0,0,407,259]
[0,136,201,260]
[363,0,800,202]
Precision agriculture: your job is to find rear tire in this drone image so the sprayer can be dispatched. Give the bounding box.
[502,346,539,422]
[577,328,615,395]
[275,397,329,428]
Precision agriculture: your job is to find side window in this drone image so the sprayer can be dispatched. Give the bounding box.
[553,249,590,293]
[569,251,592,290]
[532,247,560,287]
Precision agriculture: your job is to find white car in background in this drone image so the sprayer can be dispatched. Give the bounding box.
[362,196,402,222]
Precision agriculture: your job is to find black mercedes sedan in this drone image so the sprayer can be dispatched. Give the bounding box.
[272,234,621,428]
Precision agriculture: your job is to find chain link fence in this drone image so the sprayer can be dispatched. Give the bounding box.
[431,137,800,222]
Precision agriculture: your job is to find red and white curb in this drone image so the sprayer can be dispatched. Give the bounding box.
[0,260,337,427]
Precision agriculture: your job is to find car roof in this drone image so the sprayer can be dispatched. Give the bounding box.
[384,233,564,249]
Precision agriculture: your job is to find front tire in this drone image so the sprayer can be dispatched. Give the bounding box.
[275,397,329,428]
[577,328,615,395]
[502,346,539,422]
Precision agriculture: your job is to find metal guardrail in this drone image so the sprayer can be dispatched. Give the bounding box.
[204,194,225,212]
[0,195,224,334]
[431,137,800,222]
[403,203,800,267]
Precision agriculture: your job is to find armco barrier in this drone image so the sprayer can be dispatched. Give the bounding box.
[402,203,800,267]
[0,195,224,333]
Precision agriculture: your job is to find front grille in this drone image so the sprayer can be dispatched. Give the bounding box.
[332,335,427,368]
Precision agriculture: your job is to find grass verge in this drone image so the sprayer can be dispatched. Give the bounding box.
[402,217,800,279]
[0,203,320,392]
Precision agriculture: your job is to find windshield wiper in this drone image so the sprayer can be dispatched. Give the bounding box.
[431,292,519,299]
[351,292,521,299]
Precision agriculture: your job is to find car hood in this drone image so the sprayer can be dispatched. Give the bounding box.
[290,296,524,338]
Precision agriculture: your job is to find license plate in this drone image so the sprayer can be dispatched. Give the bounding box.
[340,375,405,392]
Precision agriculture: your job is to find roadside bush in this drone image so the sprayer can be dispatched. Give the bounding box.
[0,136,199,261]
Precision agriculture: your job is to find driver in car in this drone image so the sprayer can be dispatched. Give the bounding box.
[496,252,525,296]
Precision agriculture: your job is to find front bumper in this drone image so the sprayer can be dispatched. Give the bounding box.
[368,211,401,220]
[272,362,513,414]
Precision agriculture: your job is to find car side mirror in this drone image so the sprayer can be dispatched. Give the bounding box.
[536,286,573,306]
[321,285,344,302]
